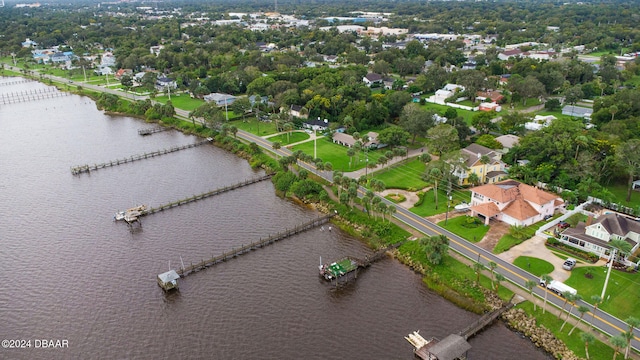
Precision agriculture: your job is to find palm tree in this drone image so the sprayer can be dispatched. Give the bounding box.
[494,273,505,292]
[386,205,396,222]
[347,147,356,169]
[610,335,626,360]
[580,332,596,360]
[560,293,582,331]
[428,167,443,209]
[602,239,633,299]
[473,262,485,285]
[541,274,553,314]
[623,316,640,359]
[487,261,497,289]
[589,295,602,329]
[568,305,590,335]
[524,280,538,311]
[609,104,619,122]
[283,122,293,142]
[272,142,282,158]
[574,135,590,160]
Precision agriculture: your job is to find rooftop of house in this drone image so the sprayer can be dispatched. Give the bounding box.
[471,179,560,206]
[593,213,640,239]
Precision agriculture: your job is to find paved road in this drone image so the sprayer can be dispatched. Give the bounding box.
[235,127,639,351]
[8,65,638,351]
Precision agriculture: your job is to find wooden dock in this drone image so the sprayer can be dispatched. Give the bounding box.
[138,127,170,136]
[176,214,335,277]
[0,78,34,86]
[71,139,212,175]
[321,241,404,285]
[458,300,515,340]
[0,87,69,104]
[144,174,274,216]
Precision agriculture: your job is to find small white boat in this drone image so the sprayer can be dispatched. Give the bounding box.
[114,211,126,221]
[454,203,470,211]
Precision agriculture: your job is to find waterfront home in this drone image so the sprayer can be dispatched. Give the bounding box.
[559,213,640,265]
[469,180,563,226]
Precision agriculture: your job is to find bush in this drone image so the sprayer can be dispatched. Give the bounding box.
[414,191,426,207]
[547,237,559,246]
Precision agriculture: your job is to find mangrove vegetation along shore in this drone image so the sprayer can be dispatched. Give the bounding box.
[19,79,615,359]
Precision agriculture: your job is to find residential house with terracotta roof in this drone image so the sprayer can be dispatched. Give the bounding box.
[469,180,563,226]
[559,213,640,265]
[453,143,507,185]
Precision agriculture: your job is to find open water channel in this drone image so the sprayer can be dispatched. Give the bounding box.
[0,78,551,359]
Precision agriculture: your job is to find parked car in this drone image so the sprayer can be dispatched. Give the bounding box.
[562,258,577,271]
[557,221,570,229]
[543,214,553,220]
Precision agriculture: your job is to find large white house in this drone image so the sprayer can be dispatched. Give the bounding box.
[469,180,563,226]
[560,214,640,265]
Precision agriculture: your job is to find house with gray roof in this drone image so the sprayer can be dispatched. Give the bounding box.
[559,213,640,265]
[562,105,592,119]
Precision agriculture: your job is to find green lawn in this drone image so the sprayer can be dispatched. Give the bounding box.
[411,188,471,217]
[604,182,640,209]
[517,302,616,360]
[564,266,640,320]
[291,138,384,172]
[265,131,310,146]
[513,256,555,277]
[231,118,279,136]
[437,215,490,242]
[155,94,204,111]
[493,234,523,254]
[371,159,428,190]
[419,102,475,125]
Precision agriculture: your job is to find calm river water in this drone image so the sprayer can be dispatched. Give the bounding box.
[0,78,550,359]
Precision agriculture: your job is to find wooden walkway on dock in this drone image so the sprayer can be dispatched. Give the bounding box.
[0,78,34,86]
[138,127,170,136]
[71,139,212,175]
[144,174,274,216]
[0,87,69,104]
[177,214,335,277]
[458,300,515,340]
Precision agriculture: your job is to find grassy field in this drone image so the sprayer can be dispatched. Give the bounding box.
[516,301,616,360]
[291,138,385,172]
[371,159,428,190]
[513,256,555,277]
[230,118,279,136]
[411,188,471,217]
[154,94,204,111]
[493,234,522,254]
[265,131,310,146]
[604,182,640,209]
[564,266,640,320]
[437,216,490,242]
[419,102,475,125]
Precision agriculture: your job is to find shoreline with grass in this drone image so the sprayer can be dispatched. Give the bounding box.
[16,73,630,359]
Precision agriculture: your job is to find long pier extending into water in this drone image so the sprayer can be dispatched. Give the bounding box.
[71,138,213,175]
[138,127,170,136]
[0,78,34,86]
[118,175,274,226]
[176,214,335,277]
[145,174,274,216]
[0,87,69,104]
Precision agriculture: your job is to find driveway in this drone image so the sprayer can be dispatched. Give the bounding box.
[497,235,573,281]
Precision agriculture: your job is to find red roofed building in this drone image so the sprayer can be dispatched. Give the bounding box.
[469,180,563,226]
